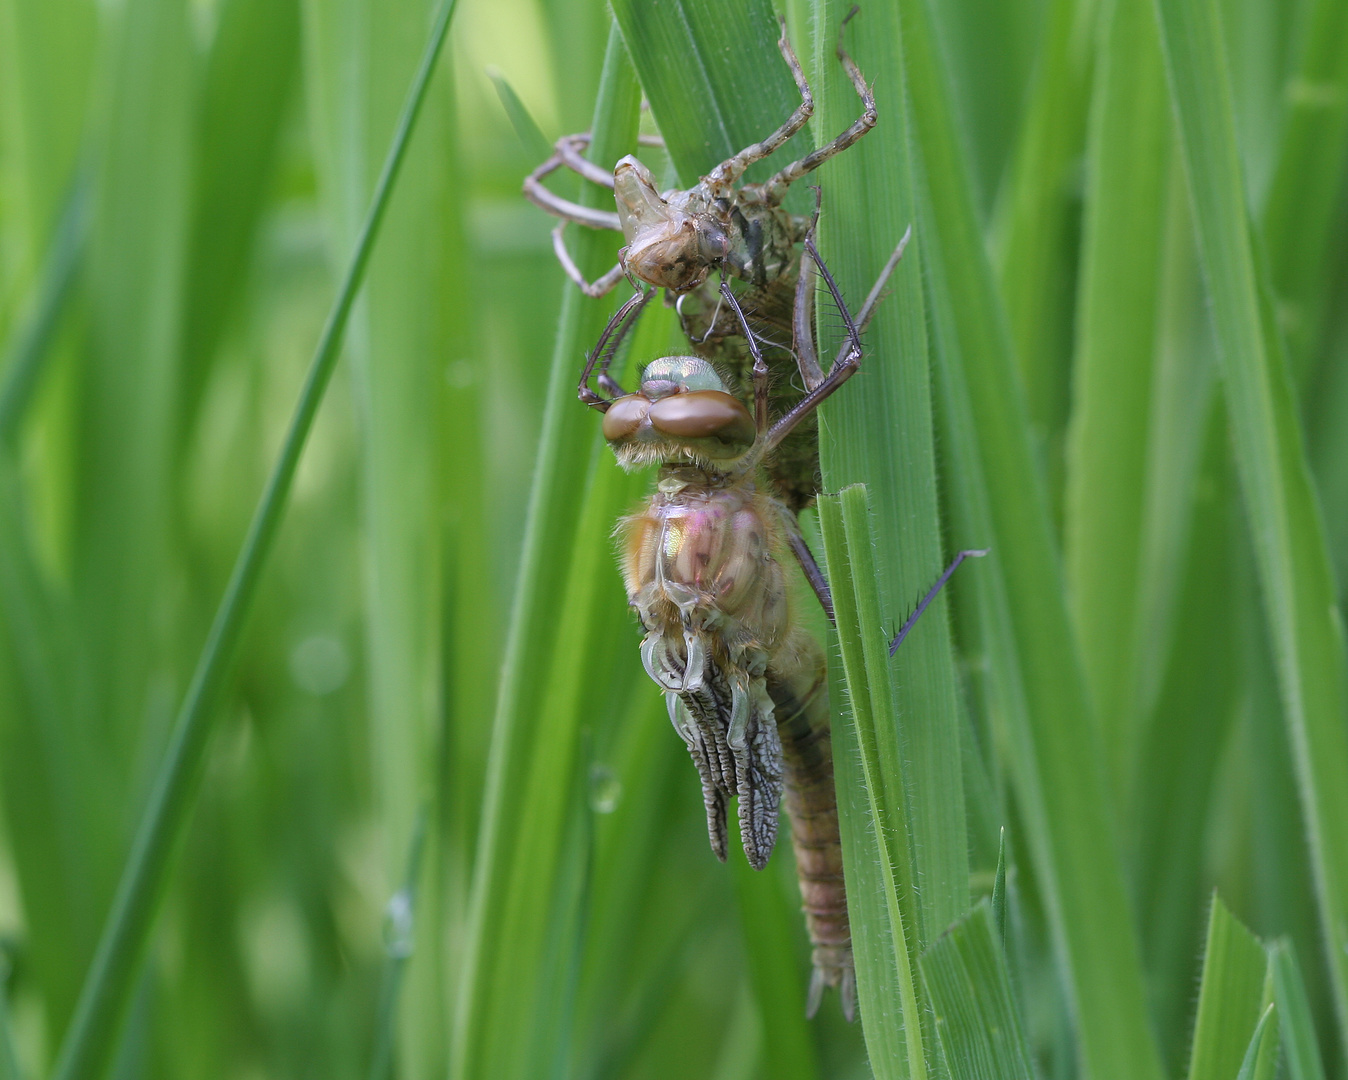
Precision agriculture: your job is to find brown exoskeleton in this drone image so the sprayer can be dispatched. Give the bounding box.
[581,227,985,1020]
[527,11,886,511]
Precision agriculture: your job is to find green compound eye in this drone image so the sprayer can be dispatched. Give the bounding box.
[639,356,728,398]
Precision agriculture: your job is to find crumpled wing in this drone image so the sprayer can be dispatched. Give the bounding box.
[648,628,784,869]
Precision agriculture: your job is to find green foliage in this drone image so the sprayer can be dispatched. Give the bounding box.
[0,0,1346,1077]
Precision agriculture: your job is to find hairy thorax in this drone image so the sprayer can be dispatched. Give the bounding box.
[619,468,790,661]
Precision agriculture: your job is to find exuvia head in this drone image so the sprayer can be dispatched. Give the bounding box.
[602,356,755,470]
[614,157,729,293]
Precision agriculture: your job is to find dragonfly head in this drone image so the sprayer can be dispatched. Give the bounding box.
[603,356,755,470]
[615,156,729,293]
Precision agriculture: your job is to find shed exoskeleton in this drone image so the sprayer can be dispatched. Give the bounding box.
[527,13,888,512]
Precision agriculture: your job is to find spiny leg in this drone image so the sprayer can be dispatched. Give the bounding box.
[578,288,653,407]
[763,8,877,205]
[856,227,912,333]
[755,235,865,456]
[888,549,989,657]
[705,17,814,189]
[786,527,834,626]
[596,285,656,396]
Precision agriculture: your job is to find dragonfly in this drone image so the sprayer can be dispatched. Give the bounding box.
[579,222,985,1020]
[526,11,881,512]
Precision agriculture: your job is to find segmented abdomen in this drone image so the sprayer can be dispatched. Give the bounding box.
[768,634,854,1021]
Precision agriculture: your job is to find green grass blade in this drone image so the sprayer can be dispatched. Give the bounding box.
[729,859,819,1080]
[0,168,89,446]
[487,70,553,160]
[992,0,1094,490]
[991,830,1007,949]
[610,0,805,185]
[46,3,458,1074]
[1270,939,1329,1080]
[899,0,1164,1073]
[819,487,925,1080]
[178,0,300,438]
[1235,1006,1279,1080]
[366,809,428,1080]
[810,0,970,959]
[1063,0,1171,802]
[1258,0,1348,377]
[1154,0,1348,1041]
[919,900,1035,1080]
[449,26,640,1080]
[1186,897,1270,1080]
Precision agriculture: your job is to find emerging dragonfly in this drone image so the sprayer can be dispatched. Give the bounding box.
[527,11,881,512]
[580,224,985,1020]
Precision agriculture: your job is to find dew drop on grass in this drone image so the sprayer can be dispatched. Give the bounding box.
[290,634,350,696]
[382,888,415,959]
[589,763,621,814]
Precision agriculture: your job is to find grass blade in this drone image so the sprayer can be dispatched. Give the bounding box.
[46,3,458,1073]
[819,486,926,1080]
[1154,0,1348,1042]
[0,167,89,445]
[1063,0,1171,801]
[1186,897,1271,1080]
[992,0,1094,490]
[1270,938,1329,1080]
[1258,0,1348,377]
[178,0,300,438]
[899,0,1165,1072]
[810,0,971,961]
[919,900,1035,1080]
[0,957,21,1080]
[990,830,1007,949]
[1235,1006,1279,1080]
[366,810,428,1080]
[487,70,553,160]
[449,26,641,1080]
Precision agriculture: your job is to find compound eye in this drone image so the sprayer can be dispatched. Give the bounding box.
[647,391,755,449]
[696,221,730,264]
[602,395,650,442]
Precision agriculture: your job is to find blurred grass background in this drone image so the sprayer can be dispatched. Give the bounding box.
[0,0,1346,1077]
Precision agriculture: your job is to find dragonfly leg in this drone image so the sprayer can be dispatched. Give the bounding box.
[855,227,913,334]
[763,8,877,205]
[551,223,626,300]
[792,203,828,390]
[754,235,865,457]
[786,527,834,626]
[578,288,653,408]
[704,17,814,190]
[888,549,989,657]
[523,137,623,230]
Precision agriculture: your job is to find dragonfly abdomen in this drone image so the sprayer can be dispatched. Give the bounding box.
[769,636,855,1020]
